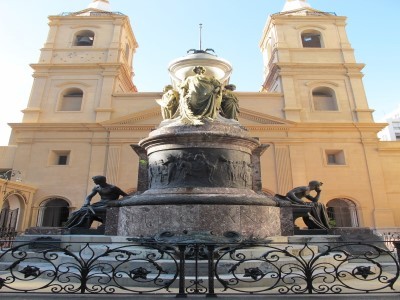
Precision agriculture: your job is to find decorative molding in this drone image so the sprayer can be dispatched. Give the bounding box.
[56,82,91,88]
[305,81,340,87]
[295,24,327,30]
[70,25,101,29]
[3,190,28,204]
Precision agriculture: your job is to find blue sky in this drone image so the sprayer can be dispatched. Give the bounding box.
[0,0,399,145]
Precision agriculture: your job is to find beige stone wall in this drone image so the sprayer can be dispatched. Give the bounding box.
[379,142,400,226]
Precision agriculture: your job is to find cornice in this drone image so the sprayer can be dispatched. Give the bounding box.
[291,122,386,133]
[40,47,120,52]
[102,125,156,131]
[276,62,364,70]
[30,63,125,71]
[48,11,127,22]
[113,92,161,98]
[378,141,400,154]
[271,9,345,21]
[9,117,386,137]
[235,91,283,98]
[8,123,104,131]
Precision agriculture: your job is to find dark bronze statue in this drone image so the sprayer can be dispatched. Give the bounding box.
[64,175,128,229]
[221,84,239,120]
[276,180,331,230]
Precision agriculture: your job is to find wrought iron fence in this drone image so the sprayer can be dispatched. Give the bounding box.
[374,231,400,257]
[0,239,399,296]
[0,228,17,248]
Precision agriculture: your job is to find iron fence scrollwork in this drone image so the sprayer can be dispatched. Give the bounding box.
[0,237,399,296]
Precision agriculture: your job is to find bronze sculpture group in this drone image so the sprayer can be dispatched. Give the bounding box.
[156,66,239,124]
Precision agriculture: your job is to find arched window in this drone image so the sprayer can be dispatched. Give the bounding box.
[58,88,83,111]
[312,87,338,111]
[0,201,10,229]
[38,198,70,227]
[327,198,359,227]
[301,30,323,48]
[0,199,20,231]
[74,30,95,46]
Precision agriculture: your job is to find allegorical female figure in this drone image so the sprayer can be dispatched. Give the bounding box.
[178,66,222,124]
[156,85,179,120]
[221,84,240,120]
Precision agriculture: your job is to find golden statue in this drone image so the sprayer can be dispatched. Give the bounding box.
[177,66,222,125]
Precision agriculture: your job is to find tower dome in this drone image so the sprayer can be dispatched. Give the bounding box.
[167,25,232,88]
[282,0,311,12]
[88,0,111,11]
[168,50,233,89]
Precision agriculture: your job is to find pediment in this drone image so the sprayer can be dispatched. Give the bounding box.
[102,107,293,128]
[239,108,293,126]
[102,107,162,127]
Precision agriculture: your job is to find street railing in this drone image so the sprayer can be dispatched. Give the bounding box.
[0,238,399,296]
[374,230,400,259]
[0,228,17,248]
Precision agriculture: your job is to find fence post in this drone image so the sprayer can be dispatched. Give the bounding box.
[176,244,187,298]
[393,241,400,262]
[206,244,216,297]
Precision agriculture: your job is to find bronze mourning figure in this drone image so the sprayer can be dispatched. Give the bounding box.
[275,181,331,230]
[64,175,127,229]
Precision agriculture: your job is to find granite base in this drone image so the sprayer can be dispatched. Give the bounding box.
[114,204,283,239]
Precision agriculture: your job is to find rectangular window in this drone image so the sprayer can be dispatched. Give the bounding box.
[325,150,346,165]
[49,150,71,166]
[58,155,68,165]
[327,154,336,164]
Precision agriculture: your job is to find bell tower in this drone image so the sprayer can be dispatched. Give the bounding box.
[23,0,138,123]
[259,0,374,123]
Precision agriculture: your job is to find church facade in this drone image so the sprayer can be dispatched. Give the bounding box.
[0,0,399,233]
